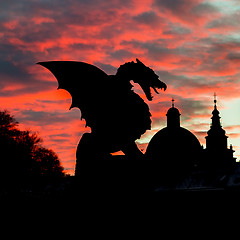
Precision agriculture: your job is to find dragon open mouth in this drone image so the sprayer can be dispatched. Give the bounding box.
[152,86,159,94]
[141,79,167,101]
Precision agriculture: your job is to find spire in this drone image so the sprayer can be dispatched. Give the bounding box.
[172,98,175,107]
[211,93,221,129]
[214,92,217,106]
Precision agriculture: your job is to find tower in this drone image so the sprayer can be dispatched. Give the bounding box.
[205,94,228,150]
[204,94,235,169]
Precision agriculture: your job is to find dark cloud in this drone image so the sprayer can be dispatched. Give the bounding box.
[0,0,134,41]
[206,12,240,30]
[94,62,117,75]
[227,53,240,62]
[0,36,58,96]
[192,2,219,15]
[18,109,79,126]
[20,22,61,44]
[195,36,240,55]
[0,57,56,97]
[153,0,202,22]
[121,40,174,59]
[96,24,124,40]
[154,0,194,12]
[153,0,222,27]
[49,133,72,143]
[122,39,192,63]
[0,53,56,97]
[46,43,98,57]
[178,97,209,120]
[0,60,28,79]
[154,0,218,16]
[0,43,33,64]
[163,24,191,35]
[157,70,208,88]
[133,11,161,26]
[110,49,134,60]
[0,81,56,97]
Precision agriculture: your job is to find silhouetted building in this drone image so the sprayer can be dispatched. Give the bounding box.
[202,95,236,171]
[145,99,202,186]
[145,97,237,189]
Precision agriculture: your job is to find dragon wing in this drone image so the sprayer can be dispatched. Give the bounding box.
[37,61,108,110]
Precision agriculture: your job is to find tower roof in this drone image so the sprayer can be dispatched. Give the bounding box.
[210,94,222,130]
[166,99,181,128]
[166,98,181,116]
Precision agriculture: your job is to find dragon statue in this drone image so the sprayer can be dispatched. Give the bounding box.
[37,59,166,176]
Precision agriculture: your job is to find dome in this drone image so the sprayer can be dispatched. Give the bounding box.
[145,126,202,174]
[166,107,180,116]
[145,100,202,179]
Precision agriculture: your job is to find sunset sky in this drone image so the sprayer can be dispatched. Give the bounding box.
[1,0,240,175]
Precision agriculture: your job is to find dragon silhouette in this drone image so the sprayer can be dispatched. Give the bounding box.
[37,59,166,175]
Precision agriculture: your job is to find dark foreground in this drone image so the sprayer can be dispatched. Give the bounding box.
[1,176,240,201]
[2,176,240,230]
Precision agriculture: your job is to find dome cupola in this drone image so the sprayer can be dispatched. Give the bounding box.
[166,99,181,128]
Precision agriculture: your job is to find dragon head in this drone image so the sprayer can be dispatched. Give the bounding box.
[133,59,167,101]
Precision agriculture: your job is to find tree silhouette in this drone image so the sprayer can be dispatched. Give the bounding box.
[33,147,64,177]
[0,110,64,177]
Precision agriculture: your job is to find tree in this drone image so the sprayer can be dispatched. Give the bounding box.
[0,110,64,177]
[33,147,64,177]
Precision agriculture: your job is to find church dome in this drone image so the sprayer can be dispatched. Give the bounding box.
[146,126,201,164]
[145,101,202,177]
